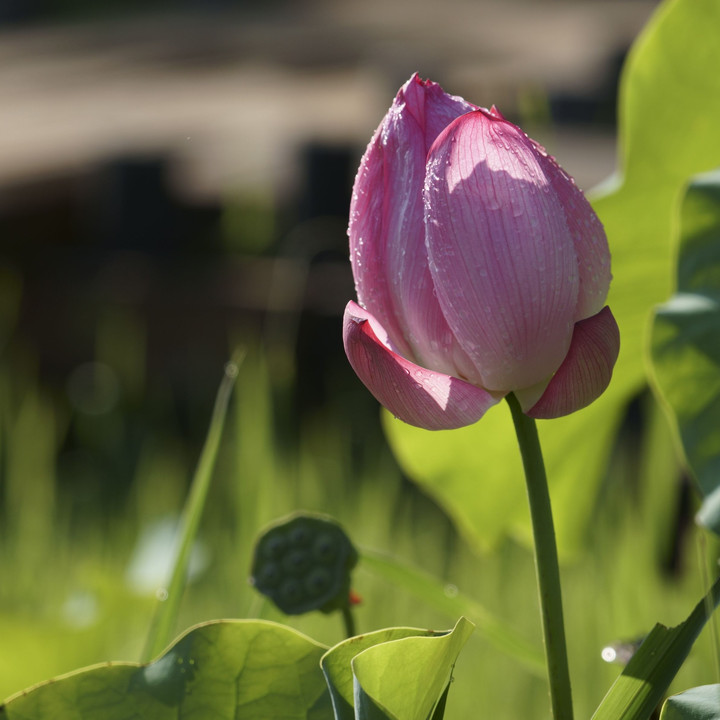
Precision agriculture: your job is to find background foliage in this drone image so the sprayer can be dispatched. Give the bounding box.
[1,0,719,717]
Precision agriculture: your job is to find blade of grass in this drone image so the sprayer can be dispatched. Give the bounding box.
[591,573,720,720]
[360,547,545,677]
[141,353,243,662]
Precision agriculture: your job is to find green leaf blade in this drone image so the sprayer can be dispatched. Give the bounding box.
[352,618,474,720]
[142,357,242,662]
[660,685,720,720]
[591,576,720,720]
[322,627,436,720]
[1,620,332,720]
[650,172,720,534]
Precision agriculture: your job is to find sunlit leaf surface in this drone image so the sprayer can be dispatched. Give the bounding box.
[0,620,332,720]
[352,618,474,720]
[322,627,444,720]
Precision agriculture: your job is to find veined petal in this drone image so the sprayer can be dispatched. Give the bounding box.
[529,137,612,320]
[424,110,579,391]
[524,306,620,419]
[349,74,477,378]
[343,302,500,430]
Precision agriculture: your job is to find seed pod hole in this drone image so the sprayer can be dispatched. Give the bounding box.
[313,534,337,562]
[289,524,312,546]
[305,568,332,595]
[282,550,311,575]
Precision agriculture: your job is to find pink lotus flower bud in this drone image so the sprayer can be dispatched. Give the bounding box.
[343,74,619,430]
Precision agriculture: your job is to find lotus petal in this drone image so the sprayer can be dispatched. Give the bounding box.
[343,302,500,430]
[529,137,612,321]
[349,75,478,380]
[525,306,620,419]
[424,110,579,392]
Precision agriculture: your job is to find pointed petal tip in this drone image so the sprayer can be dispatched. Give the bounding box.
[343,302,500,430]
[488,104,506,120]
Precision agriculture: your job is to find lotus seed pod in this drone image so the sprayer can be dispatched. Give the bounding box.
[279,579,303,605]
[250,513,359,615]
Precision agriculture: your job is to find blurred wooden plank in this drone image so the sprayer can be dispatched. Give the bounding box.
[0,1,655,197]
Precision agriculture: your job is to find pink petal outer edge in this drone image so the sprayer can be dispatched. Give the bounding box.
[525,306,620,419]
[348,74,477,378]
[529,137,612,322]
[343,301,500,430]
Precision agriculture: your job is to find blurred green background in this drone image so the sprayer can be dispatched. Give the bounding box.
[1,1,719,718]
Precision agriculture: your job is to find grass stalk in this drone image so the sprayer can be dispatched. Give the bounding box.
[141,354,243,662]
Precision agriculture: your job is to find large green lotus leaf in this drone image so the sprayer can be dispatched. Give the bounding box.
[350,618,474,720]
[591,576,720,720]
[321,627,448,720]
[0,620,332,720]
[660,685,720,720]
[650,173,720,534]
[384,0,720,556]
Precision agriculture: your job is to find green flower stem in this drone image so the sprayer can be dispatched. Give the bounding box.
[141,353,243,663]
[341,605,357,639]
[506,393,573,720]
